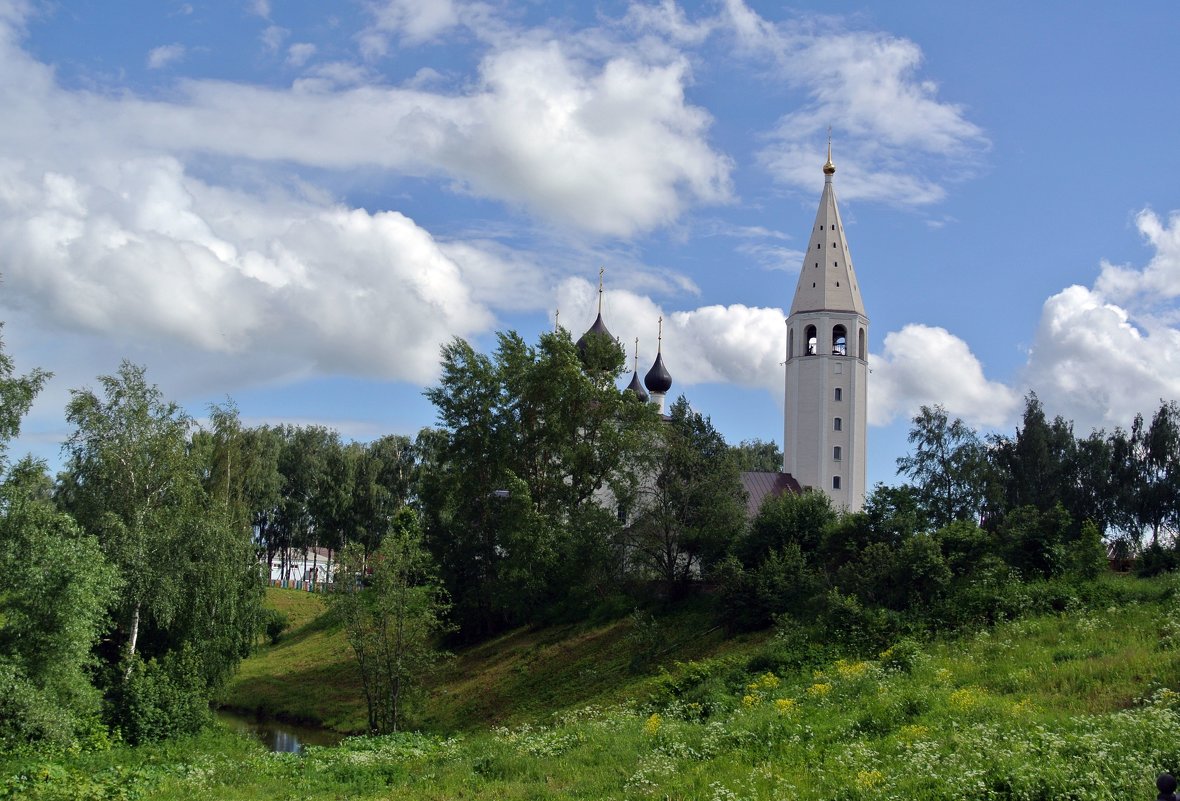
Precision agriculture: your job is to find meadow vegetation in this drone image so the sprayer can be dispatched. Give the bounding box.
[6,573,1180,800]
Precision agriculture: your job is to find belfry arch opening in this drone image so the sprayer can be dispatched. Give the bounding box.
[805,325,817,355]
[858,327,866,360]
[832,325,847,356]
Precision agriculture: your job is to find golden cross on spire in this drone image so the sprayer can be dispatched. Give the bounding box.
[597,266,605,314]
[554,308,560,330]
[823,126,836,176]
[633,337,639,371]
[657,315,664,351]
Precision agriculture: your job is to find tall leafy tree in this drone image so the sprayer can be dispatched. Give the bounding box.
[328,508,450,733]
[896,405,990,528]
[1110,401,1180,548]
[729,438,783,473]
[62,361,195,666]
[0,329,118,748]
[629,396,747,585]
[60,363,262,739]
[423,329,660,634]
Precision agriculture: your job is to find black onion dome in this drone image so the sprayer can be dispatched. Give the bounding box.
[576,313,613,354]
[626,370,650,402]
[644,351,672,393]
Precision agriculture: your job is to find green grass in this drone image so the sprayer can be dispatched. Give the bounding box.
[221,588,766,733]
[11,574,1180,800]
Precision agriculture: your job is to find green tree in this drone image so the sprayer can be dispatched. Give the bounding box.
[628,396,747,586]
[60,363,261,740]
[328,509,450,733]
[0,330,117,748]
[896,405,989,528]
[0,467,119,749]
[729,438,783,473]
[423,330,660,634]
[62,362,195,667]
[1110,402,1180,549]
[741,489,836,566]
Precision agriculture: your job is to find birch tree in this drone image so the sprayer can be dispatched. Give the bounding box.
[62,361,194,668]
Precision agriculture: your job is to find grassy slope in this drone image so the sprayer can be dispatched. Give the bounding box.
[220,588,766,733]
[14,574,1180,800]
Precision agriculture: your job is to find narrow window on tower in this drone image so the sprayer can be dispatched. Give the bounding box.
[788,329,794,358]
[805,324,817,355]
[833,446,842,461]
[834,387,842,401]
[859,328,866,360]
[816,243,821,249]
[832,476,841,489]
[834,417,842,431]
[832,325,847,356]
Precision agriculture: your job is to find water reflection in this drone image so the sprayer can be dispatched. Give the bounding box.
[216,710,345,754]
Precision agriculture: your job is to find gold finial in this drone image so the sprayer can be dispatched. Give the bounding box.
[657,315,664,352]
[823,127,836,176]
[633,337,640,371]
[597,266,605,315]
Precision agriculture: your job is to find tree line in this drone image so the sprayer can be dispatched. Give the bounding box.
[5,317,1180,747]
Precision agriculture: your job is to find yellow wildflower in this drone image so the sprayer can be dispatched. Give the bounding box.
[898,724,928,741]
[835,660,869,680]
[948,687,986,711]
[856,769,884,789]
[806,682,832,698]
[643,712,661,736]
[774,698,796,715]
[742,694,758,708]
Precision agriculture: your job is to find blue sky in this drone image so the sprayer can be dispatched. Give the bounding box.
[2,0,1180,490]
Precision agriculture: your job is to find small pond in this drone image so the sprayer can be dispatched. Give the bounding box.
[216,709,346,754]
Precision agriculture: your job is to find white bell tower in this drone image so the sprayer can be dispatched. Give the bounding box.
[783,140,868,511]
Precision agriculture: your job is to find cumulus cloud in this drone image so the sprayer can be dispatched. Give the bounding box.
[869,324,1019,428]
[0,156,494,385]
[2,37,729,237]
[1095,209,1180,306]
[147,43,186,69]
[1022,210,1180,433]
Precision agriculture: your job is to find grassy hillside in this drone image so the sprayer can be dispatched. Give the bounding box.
[220,588,767,732]
[11,574,1180,800]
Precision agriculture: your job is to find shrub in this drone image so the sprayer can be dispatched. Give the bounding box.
[262,608,290,645]
[106,647,211,744]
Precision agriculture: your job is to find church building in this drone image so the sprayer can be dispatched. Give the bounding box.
[782,142,869,512]
[580,143,869,514]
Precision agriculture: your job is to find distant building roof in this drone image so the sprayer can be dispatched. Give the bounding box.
[739,471,803,518]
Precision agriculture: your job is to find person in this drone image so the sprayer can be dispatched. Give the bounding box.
[1157,772,1178,800]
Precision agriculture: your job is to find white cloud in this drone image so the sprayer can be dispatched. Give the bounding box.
[147,43,186,69]
[249,0,270,19]
[101,42,730,236]
[869,324,1019,428]
[365,0,460,47]
[0,21,730,238]
[260,25,287,54]
[0,156,494,386]
[707,1,988,206]
[285,43,317,68]
[1095,209,1180,305]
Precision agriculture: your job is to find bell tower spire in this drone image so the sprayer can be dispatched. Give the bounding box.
[783,140,869,511]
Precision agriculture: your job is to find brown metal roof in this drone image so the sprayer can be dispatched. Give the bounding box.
[739,471,803,518]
